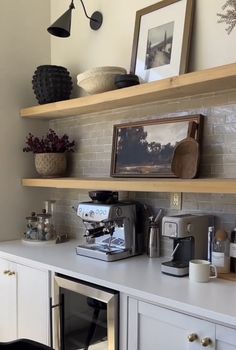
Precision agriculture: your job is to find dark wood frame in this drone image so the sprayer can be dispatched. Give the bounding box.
[130,0,195,80]
[110,114,203,178]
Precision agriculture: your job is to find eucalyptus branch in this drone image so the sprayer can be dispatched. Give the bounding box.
[217,0,236,34]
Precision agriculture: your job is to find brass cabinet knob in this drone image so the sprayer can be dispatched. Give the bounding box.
[8,271,15,276]
[187,333,198,342]
[3,270,10,275]
[201,337,212,347]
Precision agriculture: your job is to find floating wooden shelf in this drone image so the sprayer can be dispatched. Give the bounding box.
[22,177,236,194]
[20,63,236,120]
[219,273,236,282]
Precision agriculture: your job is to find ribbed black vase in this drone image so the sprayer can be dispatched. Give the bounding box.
[32,65,73,104]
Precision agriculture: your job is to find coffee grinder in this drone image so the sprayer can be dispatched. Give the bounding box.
[161,214,212,277]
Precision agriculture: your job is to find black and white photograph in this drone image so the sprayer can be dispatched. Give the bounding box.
[110,115,203,177]
[130,0,194,82]
[145,21,174,69]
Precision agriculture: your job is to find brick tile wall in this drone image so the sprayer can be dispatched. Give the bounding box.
[49,90,236,256]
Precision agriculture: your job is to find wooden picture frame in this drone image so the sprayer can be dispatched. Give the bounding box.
[130,0,194,82]
[110,115,203,178]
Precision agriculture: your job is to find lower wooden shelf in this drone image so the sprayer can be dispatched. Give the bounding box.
[22,177,236,194]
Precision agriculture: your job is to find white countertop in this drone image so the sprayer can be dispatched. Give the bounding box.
[0,239,235,328]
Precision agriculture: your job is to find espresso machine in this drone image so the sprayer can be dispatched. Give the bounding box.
[161,214,212,277]
[75,191,143,261]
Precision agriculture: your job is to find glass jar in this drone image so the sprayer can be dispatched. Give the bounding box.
[211,229,230,273]
[25,212,38,240]
[37,209,55,241]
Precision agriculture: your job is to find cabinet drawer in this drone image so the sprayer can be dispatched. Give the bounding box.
[216,324,236,348]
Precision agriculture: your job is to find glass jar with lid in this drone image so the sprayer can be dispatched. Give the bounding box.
[25,212,38,240]
[37,209,55,241]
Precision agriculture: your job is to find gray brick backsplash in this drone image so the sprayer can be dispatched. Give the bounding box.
[226,115,236,123]
[49,93,236,256]
[203,134,225,146]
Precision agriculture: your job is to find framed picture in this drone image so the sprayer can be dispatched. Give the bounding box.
[130,0,194,82]
[110,115,203,178]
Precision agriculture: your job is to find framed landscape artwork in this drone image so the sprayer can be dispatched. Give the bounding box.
[110,115,203,178]
[130,0,194,82]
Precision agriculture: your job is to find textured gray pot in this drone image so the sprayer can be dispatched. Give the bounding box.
[35,153,67,177]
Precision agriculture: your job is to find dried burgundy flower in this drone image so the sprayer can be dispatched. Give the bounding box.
[23,129,75,153]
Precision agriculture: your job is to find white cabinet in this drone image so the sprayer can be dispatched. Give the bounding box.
[216,325,236,350]
[128,297,236,350]
[0,257,50,345]
[0,258,17,341]
[17,263,50,344]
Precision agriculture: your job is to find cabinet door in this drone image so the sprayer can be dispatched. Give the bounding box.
[120,293,128,350]
[17,264,50,345]
[0,257,17,341]
[216,325,236,350]
[128,298,215,350]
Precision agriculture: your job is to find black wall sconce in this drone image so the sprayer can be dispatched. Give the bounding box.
[47,0,103,38]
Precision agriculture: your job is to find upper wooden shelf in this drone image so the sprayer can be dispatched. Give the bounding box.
[20,63,236,120]
[22,177,236,194]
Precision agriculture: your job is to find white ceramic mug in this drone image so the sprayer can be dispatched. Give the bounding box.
[189,259,217,283]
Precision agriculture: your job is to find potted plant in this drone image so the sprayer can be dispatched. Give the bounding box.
[23,129,75,177]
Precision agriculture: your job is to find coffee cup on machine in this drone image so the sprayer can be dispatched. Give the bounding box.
[189,259,217,282]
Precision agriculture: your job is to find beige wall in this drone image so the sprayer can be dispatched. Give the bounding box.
[190,0,236,70]
[0,0,51,241]
[51,0,236,91]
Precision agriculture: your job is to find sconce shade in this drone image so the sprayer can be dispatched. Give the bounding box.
[47,8,73,38]
[47,0,103,37]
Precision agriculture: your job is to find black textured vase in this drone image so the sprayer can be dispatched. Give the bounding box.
[32,65,73,104]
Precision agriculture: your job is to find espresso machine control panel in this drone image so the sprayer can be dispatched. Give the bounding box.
[162,214,200,238]
[77,204,110,222]
[77,203,124,222]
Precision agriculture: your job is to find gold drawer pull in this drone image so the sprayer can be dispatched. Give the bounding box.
[187,333,198,342]
[3,270,10,275]
[8,271,15,276]
[201,337,212,347]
